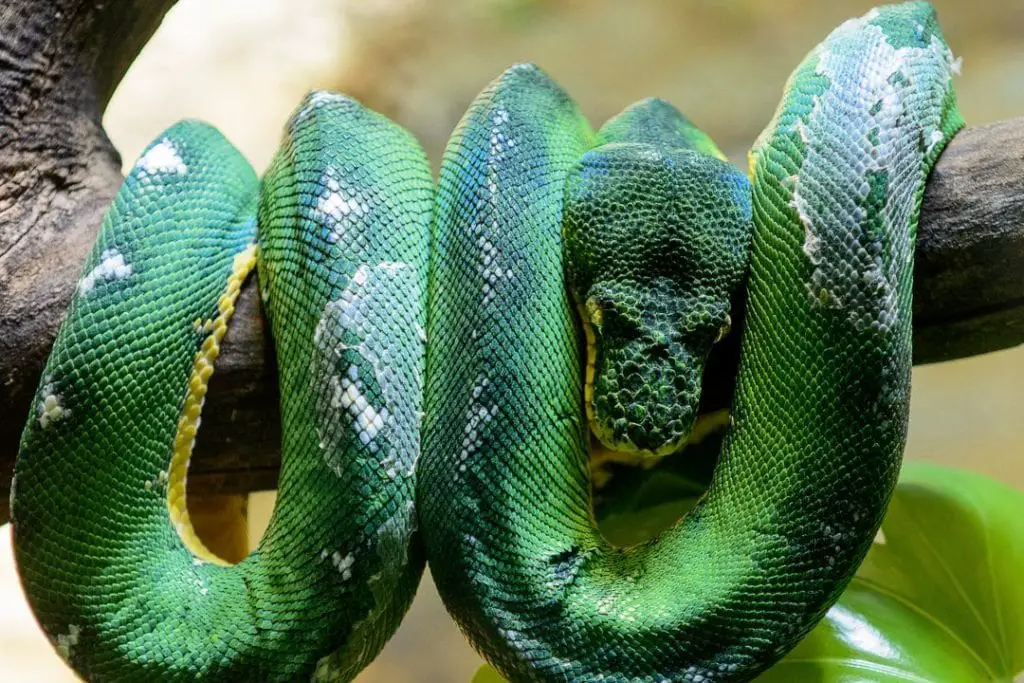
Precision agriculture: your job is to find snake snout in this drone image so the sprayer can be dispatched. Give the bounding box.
[587,303,709,458]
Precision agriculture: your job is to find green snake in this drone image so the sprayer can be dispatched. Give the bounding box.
[11,3,962,681]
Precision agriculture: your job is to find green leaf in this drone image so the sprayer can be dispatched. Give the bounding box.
[759,462,1024,682]
[472,463,1024,682]
[472,664,508,683]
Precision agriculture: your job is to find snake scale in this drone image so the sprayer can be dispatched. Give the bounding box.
[10,2,962,681]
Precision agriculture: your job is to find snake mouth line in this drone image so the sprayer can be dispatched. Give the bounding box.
[166,243,259,566]
[577,300,601,439]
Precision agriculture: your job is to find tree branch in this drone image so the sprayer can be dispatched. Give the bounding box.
[913,118,1024,363]
[0,0,1022,525]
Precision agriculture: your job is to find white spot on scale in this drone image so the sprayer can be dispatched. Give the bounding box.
[793,198,818,257]
[330,375,387,441]
[781,11,958,325]
[318,190,366,221]
[372,500,416,570]
[298,91,349,121]
[376,261,410,274]
[469,105,518,310]
[794,119,810,145]
[312,504,417,678]
[454,375,498,481]
[312,261,422,480]
[136,139,187,177]
[78,248,132,295]
[54,624,80,661]
[316,169,371,244]
[874,528,887,545]
[319,181,367,219]
[37,387,66,429]
[351,264,369,287]
[321,549,355,580]
[927,129,945,151]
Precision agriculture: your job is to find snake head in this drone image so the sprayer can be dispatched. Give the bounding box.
[564,142,751,458]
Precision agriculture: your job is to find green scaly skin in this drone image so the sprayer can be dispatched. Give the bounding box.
[11,2,962,681]
[420,3,961,682]
[12,95,432,681]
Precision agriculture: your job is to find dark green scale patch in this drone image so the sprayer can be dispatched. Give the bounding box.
[869,0,943,50]
[564,99,751,457]
[862,169,891,244]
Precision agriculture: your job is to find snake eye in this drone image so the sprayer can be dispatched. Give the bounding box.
[714,314,732,343]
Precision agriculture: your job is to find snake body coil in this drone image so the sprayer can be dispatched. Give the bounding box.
[13,99,432,680]
[11,2,961,681]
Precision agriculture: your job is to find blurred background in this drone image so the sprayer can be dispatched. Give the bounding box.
[2,0,1023,679]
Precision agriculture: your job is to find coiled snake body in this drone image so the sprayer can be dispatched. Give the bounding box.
[11,3,962,681]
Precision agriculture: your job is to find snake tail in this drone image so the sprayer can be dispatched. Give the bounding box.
[419,2,961,680]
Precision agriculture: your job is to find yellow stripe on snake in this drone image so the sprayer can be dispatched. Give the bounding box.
[11,3,962,681]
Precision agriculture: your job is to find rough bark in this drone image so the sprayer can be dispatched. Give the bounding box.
[1,0,1022,524]
[914,119,1024,363]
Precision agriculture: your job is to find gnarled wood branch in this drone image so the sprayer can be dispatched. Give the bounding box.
[0,0,1022,526]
